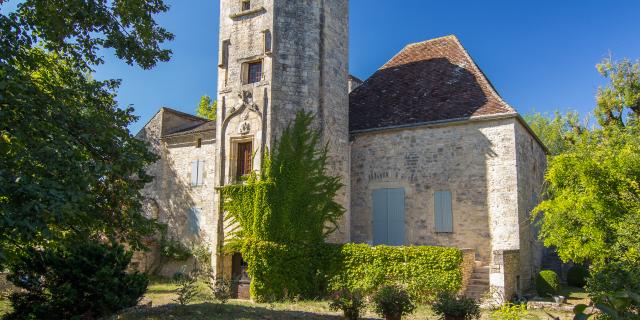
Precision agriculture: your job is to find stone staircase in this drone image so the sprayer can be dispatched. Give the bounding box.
[466,261,490,300]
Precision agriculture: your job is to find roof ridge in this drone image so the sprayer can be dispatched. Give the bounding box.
[161,107,210,122]
[404,34,458,49]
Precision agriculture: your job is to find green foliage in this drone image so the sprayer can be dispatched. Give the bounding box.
[221,111,345,301]
[586,262,640,306]
[174,273,199,306]
[523,111,584,155]
[567,265,590,288]
[573,290,640,320]
[1,0,172,269]
[196,95,217,121]
[3,242,148,320]
[431,292,480,320]
[536,270,561,297]
[595,57,640,128]
[329,288,366,320]
[372,285,416,319]
[328,244,464,303]
[491,303,528,320]
[533,127,640,266]
[208,277,232,305]
[159,238,192,261]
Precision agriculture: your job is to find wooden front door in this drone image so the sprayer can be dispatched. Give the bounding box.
[236,141,253,179]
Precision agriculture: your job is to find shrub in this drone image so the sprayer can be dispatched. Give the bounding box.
[4,241,148,320]
[329,244,464,302]
[174,273,198,306]
[329,288,366,320]
[586,262,640,306]
[208,277,232,305]
[567,265,590,288]
[490,303,528,320]
[431,292,480,320]
[373,285,416,319]
[535,270,561,297]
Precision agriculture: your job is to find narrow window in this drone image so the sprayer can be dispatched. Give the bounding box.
[196,138,202,148]
[241,0,251,11]
[434,190,453,233]
[191,160,205,186]
[219,40,230,67]
[236,141,253,179]
[246,61,262,84]
[263,30,272,53]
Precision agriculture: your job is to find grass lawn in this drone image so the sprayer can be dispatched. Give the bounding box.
[112,279,575,320]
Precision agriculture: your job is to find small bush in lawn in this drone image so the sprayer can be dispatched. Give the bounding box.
[431,291,480,320]
[329,288,366,320]
[536,270,561,297]
[174,273,198,306]
[4,241,148,320]
[490,303,528,320]
[567,265,590,288]
[208,277,232,305]
[373,285,416,320]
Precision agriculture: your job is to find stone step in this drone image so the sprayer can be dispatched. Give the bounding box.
[470,278,489,285]
[466,284,489,292]
[473,267,490,275]
[474,260,484,268]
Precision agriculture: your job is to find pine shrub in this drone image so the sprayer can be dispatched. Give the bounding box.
[536,270,561,297]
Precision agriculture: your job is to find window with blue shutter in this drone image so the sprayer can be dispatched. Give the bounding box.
[435,190,453,233]
[188,207,201,235]
[372,188,405,245]
[191,160,205,186]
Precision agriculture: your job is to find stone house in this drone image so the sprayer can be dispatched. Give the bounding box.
[136,0,547,300]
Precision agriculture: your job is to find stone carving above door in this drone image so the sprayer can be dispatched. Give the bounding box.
[226,90,261,122]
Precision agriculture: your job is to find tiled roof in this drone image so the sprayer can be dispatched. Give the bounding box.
[349,35,517,132]
[163,121,216,137]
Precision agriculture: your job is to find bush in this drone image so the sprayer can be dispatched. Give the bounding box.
[490,303,528,320]
[535,270,561,297]
[174,273,198,306]
[567,265,590,288]
[208,277,232,305]
[586,262,640,306]
[329,288,366,320]
[373,285,416,319]
[431,292,480,320]
[4,241,148,320]
[328,244,464,302]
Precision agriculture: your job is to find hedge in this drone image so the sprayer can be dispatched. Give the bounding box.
[242,241,464,302]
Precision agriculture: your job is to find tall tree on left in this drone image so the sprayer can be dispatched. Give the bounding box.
[0,0,173,268]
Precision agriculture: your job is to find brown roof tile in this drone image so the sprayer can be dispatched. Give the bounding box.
[349,35,516,132]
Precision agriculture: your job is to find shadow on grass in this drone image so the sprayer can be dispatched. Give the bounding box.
[118,302,356,320]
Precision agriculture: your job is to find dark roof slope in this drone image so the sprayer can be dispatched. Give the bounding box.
[349,35,516,132]
[163,121,216,137]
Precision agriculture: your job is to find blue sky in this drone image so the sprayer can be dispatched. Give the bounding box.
[89,0,640,133]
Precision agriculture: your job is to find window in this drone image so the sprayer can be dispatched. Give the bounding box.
[246,61,262,84]
[241,0,251,11]
[191,160,205,186]
[196,138,202,148]
[188,207,201,235]
[236,141,253,179]
[219,39,230,67]
[263,30,272,53]
[434,190,453,233]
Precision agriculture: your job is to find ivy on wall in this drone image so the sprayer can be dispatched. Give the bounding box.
[222,111,464,302]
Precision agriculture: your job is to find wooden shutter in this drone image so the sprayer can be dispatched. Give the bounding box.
[372,189,388,245]
[435,191,453,233]
[387,188,405,246]
[197,160,205,186]
[191,161,198,186]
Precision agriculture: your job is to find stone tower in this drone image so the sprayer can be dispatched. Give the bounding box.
[214,0,350,274]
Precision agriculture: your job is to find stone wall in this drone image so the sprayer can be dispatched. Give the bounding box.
[350,117,520,262]
[490,249,521,302]
[460,248,476,294]
[514,120,547,289]
[137,109,217,276]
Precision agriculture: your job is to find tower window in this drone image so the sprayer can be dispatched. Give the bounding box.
[219,39,230,67]
[244,60,262,84]
[236,141,253,179]
[196,138,202,148]
[263,30,272,53]
[241,0,251,11]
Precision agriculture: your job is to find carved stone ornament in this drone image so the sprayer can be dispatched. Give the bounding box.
[238,122,251,135]
[225,90,261,122]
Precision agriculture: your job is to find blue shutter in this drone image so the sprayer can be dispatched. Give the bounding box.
[435,191,453,233]
[387,188,405,246]
[372,189,388,245]
[197,160,205,186]
[191,161,198,186]
[188,207,201,235]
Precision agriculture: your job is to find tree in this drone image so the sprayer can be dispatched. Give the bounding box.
[0,0,173,268]
[523,111,584,156]
[196,95,217,121]
[594,57,640,128]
